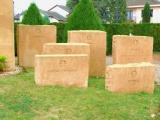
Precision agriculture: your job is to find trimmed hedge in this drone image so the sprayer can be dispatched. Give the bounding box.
[14,23,160,55]
[14,22,21,56]
[50,23,66,43]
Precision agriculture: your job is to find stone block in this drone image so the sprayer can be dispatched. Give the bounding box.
[35,54,89,87]
[106,63,155,94]
[68,30,106,77]
[112,35,153,64]
[0,0,15,71]
[17,24,56,67]
[0,0,13,14]
[43,43,90,55]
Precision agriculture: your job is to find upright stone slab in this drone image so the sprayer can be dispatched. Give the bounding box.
[112,35,153,64]
[35,54,89,87]
[68,30,106,77]
[106,63,155,94]
[17,24,56,67]
[0,0,15,71]
[43,43,90,55]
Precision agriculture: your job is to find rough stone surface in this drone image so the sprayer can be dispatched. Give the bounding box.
[43,43,90,55]
[17,24,56,67]
[68,30,106,77]
[106,63,155,94]
[112,35,153,64]
[35,54,89,87]
[0,0,15,71]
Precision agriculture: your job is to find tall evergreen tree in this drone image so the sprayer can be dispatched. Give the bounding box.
[109,0,127,23]
[66,0,79,12]
[22,3,45,25]
[63,0,104,43]
[142,2,151,23]
[66,0,110,23]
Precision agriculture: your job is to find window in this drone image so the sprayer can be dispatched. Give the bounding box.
[150,9,153,17]
[127,10,133,20]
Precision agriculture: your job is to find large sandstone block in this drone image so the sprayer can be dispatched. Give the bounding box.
[43,43,90,55]
[0,0,15,71]
[35,54,89,87]
[106,63,155,94]
[112,35,153,64]
[68,30,106,77]
[0,1,13,14]
[17,24,56,67]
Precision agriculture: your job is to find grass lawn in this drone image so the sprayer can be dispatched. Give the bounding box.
[0,68,160,120]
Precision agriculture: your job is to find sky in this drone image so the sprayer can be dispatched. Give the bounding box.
[13,0,67,15]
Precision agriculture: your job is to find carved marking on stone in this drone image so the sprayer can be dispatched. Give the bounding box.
[131,70,137,77]
[36,28,41,34]
[133,40,138,45]
[60,60,67,67]
[66,48,72,54]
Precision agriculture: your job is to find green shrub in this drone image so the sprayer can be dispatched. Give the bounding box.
[14,23,160,55]
[49,23,66,43]
[142,2,151,23]
[0,55,7,71]
[22,3,45,25]
[43,15,50,24]
[63,0,104,43]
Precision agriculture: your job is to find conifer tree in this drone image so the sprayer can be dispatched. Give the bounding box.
[66,0,110,23]
[43,15,50,24]
[22,3,45,25]
[63,0,104,42]
[142,2,151,23]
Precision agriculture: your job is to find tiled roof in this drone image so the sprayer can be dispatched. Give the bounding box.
[126,0,160,6]
[14,14,20,20]
[40,10,66,21]
[48,5,70,12]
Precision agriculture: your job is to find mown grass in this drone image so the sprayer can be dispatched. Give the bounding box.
[0,68,160,120]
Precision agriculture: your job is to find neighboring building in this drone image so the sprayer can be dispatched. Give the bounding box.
[48,5,70,18]
[14,5,69,23]
[126,0,160,23]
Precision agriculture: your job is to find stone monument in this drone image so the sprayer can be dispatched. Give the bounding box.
[0,0,15,71]
[43,43,90,55]
[35,54,89,87]
[112,35,153,64]
[17,24,56,67]
[106,63,155,94]
[68,30,106,77]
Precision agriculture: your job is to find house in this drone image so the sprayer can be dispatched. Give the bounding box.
[126,0,160,23]
[48,5,70,18]
[14,5,69,23]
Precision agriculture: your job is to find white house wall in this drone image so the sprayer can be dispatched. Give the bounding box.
[49,7,68,17]
[50,18,58,23]
[152,7,160,23]
[129,6,160,23]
